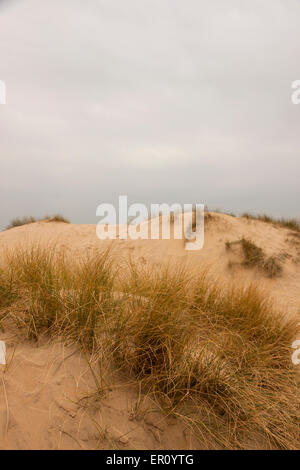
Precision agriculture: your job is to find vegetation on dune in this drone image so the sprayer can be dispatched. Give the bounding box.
[202,208,300,232]
[5,216,37,229]
[242,213,300,233]
[45,214,70,224]
[226,238,283,278]
[4,214,70,230]
[0,246,299,449]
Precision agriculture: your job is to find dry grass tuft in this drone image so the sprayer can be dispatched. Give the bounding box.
[226,238,283,278]
[4,214,70,230]
[242,213,300,233]
[44,214,70,223]
[5,216,37,229]
[0,247,299,449]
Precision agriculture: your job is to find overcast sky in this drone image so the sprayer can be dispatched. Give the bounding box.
[0,0,300,229]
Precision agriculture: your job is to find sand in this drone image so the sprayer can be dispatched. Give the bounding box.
[0,337,192,450]
[0,212,299,449]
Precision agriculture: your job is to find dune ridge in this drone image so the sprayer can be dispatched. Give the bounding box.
[0,212,299,450]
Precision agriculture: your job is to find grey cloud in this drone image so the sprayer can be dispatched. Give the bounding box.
[0,0,300,229]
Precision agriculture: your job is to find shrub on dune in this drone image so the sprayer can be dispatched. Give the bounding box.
[4,214,70,230]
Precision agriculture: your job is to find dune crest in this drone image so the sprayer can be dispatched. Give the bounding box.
[0,212,299,450]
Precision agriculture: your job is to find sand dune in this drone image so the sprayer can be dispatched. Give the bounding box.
[1,212,299,314]
[0,212,299,449]
[0,337,192,450]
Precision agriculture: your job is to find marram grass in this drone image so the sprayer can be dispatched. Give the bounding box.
[0,246,299,449]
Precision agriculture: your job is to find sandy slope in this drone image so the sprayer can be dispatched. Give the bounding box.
[0,335,191,450]
[0,212,299,449]
[1,212,299,314]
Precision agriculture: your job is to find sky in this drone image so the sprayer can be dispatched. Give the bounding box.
[0,0,300,229]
